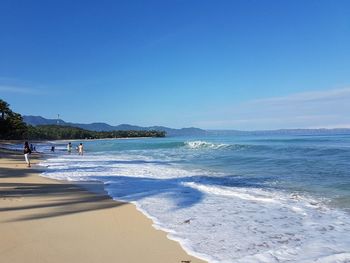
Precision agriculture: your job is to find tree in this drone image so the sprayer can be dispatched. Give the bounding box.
[0,99,27,139]
[0,99,11,120]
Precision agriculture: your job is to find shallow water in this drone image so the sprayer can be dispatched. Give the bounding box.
[34,134,350,262]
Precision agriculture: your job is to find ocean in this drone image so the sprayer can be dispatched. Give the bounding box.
[33,134,350,262]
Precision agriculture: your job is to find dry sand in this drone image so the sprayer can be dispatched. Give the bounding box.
[0,148,206,263]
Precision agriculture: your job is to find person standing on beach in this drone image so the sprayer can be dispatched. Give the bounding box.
[23,141,32,167]
[78,143,84,155]
[67,142,72,154]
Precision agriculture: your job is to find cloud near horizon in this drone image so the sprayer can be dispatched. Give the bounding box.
[0,85,41,95]
[195,87,350,130]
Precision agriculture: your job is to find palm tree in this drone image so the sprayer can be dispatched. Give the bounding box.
[0,99,11,120]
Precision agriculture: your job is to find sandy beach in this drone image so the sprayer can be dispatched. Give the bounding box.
[0,148,206,263]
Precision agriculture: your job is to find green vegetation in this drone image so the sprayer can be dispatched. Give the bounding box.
[0,99,166,140]
[27,125,165,140]
[0,99,28,139]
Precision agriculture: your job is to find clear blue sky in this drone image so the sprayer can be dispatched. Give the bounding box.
[1,0,350,130]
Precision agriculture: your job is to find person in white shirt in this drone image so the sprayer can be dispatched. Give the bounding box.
[78,143,84,155]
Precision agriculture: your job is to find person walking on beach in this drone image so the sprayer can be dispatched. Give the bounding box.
[24,141,32,167]
[78,143,84,155]
[67,142,72,154]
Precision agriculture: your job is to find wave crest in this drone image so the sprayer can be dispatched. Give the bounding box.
[184,140,228,149]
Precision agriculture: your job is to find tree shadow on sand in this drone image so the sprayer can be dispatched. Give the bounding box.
[0,165,124,222]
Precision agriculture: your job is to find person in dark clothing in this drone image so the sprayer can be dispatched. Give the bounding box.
[24,141,32,167]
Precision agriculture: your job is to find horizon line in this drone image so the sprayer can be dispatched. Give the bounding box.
[23,115,350,132]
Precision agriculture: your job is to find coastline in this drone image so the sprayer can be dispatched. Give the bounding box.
[0,148,206,263]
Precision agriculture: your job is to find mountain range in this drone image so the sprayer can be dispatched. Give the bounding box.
[23,115,350,136]
[23,116,207,136]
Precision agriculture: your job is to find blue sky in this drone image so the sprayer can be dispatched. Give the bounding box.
[1,0,350,130]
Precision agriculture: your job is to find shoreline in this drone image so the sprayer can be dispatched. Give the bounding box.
[0,147,207,263]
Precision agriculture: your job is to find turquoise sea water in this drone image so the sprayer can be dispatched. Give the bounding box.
[36,134,350,262]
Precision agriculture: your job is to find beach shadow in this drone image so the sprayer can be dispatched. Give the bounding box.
[0,166,40,178]
[0,181,124,222]
[0,149,123,222]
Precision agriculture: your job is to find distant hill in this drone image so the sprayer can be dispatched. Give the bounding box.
[23,116,208,136]
[23,115,350,137]
[23,115,60,126]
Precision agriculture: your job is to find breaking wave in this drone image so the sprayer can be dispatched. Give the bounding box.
[184,140,229,149]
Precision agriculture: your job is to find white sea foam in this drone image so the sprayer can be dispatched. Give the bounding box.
[185,140,229,150]
[40,153,210,181]
[184,182,279,203]
[39,150,350,263]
